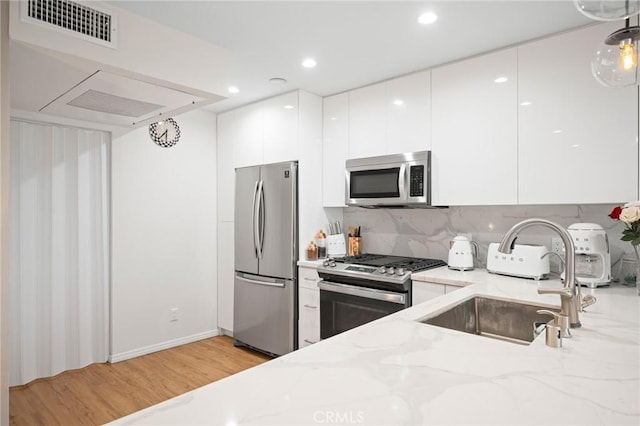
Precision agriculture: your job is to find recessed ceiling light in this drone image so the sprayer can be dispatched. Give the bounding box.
[283,105,294,110]
[553,129,562,134]
[269,77,287,85]
[418,12,438,25]
[519,101,532,106]
[330,117,337,121]
[228,86,239,94]
[393,99,404,106]
[571,144,580,148]
[494,77,508,83]
[302,58,317,68]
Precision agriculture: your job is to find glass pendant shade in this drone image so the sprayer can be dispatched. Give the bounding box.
[592,41,640,86]
[574,0,640,21]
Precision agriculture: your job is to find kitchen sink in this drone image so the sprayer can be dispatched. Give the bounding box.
[418,296,559,345]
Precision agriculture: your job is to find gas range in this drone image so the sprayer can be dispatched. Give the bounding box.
[317,253,446,292]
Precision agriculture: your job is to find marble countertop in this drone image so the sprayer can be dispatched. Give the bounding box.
[111,270,639,425]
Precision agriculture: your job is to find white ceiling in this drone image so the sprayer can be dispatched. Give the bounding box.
[108,0,593,113]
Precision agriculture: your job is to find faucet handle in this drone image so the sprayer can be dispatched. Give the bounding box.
[537,309,572,339]
[581,294,597,310]
[538,286,573,298]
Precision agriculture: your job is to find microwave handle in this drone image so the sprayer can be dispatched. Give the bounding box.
[398,163,407,200]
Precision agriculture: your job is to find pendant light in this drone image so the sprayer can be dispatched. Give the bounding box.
[592,17,640,87]
[574,0,640,21]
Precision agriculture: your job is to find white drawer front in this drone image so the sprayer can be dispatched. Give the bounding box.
[298,287,320,347]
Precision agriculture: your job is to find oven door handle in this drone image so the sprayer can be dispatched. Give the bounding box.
[318,280,406,305]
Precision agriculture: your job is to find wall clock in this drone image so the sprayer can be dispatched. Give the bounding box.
[149,118,180,148]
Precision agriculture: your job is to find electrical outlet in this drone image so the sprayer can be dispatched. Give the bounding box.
[551,237,564,257]
[169,307,179,322]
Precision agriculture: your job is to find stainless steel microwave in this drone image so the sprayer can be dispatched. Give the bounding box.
[345,151,431,207]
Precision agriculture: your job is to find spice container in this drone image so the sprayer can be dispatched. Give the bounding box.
[315,230,327,258]
[306,241,318,260]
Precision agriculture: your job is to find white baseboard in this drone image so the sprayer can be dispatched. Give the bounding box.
[109,329,220,363]
[219,327,233,337]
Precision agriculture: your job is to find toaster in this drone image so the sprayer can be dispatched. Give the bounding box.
[487,243,550,280]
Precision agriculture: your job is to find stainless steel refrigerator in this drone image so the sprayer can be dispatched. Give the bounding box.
[234,161,298,356]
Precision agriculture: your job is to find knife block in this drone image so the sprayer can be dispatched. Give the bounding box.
[326,234,346,257]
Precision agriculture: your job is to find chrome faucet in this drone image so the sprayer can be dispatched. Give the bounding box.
[498,218,581,329]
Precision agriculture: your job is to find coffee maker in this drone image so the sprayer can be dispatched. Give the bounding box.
[568,223,611,288]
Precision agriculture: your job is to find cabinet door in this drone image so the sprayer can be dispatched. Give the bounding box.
[217,222,235,332]
[412,281,445,306]
[234,103,263,168]
[444,284,462,294]
[217,111,236,222]
[518,22,638,204]
[386,71,431,153]
[432,48,518,206]
[263,91,299,164]
[323,93,349,207]
[348,81,386,159]
[298,287,320,348]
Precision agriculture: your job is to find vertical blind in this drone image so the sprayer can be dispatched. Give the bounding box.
[9,120,109,386]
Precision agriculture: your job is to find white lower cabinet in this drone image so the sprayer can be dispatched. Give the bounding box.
[412,281,462,306]
[412,281,445,306]
[298,266,320,348]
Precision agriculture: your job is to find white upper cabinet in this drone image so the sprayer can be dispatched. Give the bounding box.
[233,91,302,168]
[386,70,431,154]
[263,92,299,164]
[347,71,431,160]
[518,22,638,204]
[348,81,387,159]
[217,111,236,222]
[432,48,518,206]
[234,102,263,168]
[323,93,349,207]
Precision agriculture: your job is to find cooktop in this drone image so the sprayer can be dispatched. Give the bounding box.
[333,253,446,272]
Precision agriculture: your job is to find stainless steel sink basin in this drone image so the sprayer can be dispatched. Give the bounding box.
[418,296,559,345]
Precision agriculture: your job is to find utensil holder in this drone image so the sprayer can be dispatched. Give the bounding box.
[326,234,346,257]
[348,237,362,256]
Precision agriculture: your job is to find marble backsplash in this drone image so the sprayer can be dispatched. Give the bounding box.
[342,204,633,281]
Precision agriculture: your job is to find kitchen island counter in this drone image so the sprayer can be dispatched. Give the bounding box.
[111,272,639,425]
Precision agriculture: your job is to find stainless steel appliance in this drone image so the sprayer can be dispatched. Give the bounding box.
[317,254,446,338]
[345,151,431,208]
[234,161,298,356]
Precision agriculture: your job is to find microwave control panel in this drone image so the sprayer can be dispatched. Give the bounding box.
[409,165,424,197]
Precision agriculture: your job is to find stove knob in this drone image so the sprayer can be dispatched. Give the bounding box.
[386,267,395,275]
[378,266,386,274]
[396,268,405,276]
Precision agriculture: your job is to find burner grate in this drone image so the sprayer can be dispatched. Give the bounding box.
[333,254,446,272]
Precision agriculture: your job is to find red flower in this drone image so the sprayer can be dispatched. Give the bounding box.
[609,206,622,220]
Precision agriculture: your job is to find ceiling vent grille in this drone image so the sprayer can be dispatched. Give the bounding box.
[23,0,116,47]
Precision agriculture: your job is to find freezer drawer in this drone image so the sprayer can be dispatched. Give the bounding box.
[233,272,296,356]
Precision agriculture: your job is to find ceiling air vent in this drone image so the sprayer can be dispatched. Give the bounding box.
[21,0,117,48]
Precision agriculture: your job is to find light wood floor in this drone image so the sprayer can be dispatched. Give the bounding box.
[9,335,271,426]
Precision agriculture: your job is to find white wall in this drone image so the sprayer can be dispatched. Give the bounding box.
[111,109,218,362]
[0,1,9,422]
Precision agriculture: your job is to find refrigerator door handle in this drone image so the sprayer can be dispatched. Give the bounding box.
[236,274,286,288]
[258,180,265,258]
[252,180,261,258]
